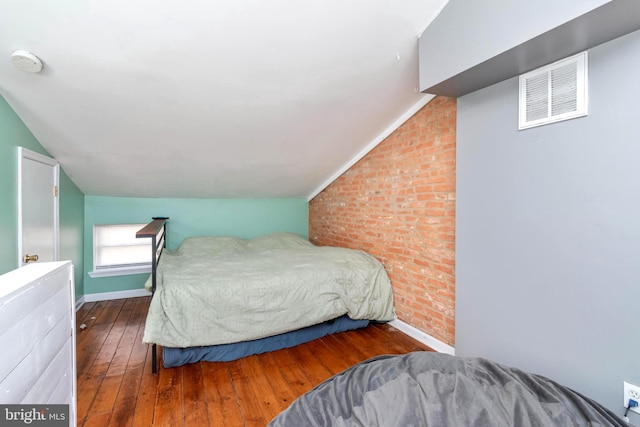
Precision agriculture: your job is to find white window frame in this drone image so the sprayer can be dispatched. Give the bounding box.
[88,223,152,278]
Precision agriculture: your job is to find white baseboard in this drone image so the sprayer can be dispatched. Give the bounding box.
[83,288,152,303]
[77,292,455,355]
[389,319,455,355]
[75,296,85,312]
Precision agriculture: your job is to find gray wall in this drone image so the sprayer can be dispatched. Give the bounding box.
[419,0,608,91]
[456,29,640,423]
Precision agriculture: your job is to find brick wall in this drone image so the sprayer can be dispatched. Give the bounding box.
[309,96,456,346]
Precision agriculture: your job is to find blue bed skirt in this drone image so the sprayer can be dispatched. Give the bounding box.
[162,315,370,368]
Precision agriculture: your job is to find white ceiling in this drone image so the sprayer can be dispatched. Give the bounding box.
[0,0,447,199]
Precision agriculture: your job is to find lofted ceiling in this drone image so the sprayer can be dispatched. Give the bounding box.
[0,0,447,199]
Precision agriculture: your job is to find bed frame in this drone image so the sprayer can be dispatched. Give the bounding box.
[136,217,168,374]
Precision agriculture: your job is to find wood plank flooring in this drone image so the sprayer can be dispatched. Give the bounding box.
[76,297,433,426]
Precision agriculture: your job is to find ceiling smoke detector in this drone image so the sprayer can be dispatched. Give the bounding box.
[11,50,43,73]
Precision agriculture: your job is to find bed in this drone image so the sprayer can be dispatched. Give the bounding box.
[136,218,395,372]
[268,351,628,426]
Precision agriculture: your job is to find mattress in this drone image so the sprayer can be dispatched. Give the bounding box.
[162,315,369,368]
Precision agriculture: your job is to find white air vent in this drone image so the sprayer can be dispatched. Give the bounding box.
[518,52,588,130]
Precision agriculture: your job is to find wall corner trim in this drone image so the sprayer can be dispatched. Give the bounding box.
[75,296,85,312]
[83,288,152,303]
[389,319,455,355]
[307,94,436,201]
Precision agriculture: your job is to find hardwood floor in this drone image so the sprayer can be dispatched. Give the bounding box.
[76,297,433,426]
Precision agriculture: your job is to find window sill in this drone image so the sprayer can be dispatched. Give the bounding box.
[88,265,151,278]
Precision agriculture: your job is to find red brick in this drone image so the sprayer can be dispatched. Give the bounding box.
[309,96,456,346]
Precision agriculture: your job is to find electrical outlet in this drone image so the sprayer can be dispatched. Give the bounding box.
[624,381,640,415]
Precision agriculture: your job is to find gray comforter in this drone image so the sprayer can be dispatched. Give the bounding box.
[269,352,627,427]
[143,233,395,348]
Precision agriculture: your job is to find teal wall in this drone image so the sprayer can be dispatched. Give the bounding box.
[0,96,85,298]
[1,96,309,300]
[59,172,85,298]
[84,196,308,295]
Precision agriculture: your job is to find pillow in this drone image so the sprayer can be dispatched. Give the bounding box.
[245,232,312,251]
[176,236,247,256]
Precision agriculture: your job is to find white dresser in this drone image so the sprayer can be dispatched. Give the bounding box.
[0,261,76,426]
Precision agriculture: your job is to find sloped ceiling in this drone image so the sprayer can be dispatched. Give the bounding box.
[0,0,447,199]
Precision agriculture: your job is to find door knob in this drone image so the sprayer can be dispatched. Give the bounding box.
[24,254,39,263]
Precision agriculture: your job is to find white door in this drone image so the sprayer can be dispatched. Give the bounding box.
[17,147,60,267]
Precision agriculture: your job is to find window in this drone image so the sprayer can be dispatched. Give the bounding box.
[88,223,152,278]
